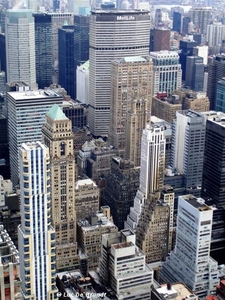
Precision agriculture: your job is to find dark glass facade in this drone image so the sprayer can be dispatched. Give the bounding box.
[185,56,204,91]
[0,33,6,76]
[179,40,198,81]
[102,158,140,230]
[173,12,182,33]
[202,119,225,263]
[58,15,89,100]
[33,13,52,89]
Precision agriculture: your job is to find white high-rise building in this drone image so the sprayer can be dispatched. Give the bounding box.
[7,89,63,187]
[99,229,153,299]
[18,142,57,300]
[150,51,182,96]
[206,22,225,47]
[5,9,36,89]
[89,9,150,136]
[160,195,219,298]
[125,124,166,230]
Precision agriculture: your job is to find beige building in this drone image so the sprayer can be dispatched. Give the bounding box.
[152,90,210,124]
[75,178,100,221]
[0,225,21,300]
[42,104,79,271]
[152,95,182,124]
[136,194,170,264]
[77,206,118,271]
[109,56,153,165]
[182,92,210,112]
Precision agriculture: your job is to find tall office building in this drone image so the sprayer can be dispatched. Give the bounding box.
[5,9,36,89]
[89,9,150,137]
[7,89,63,187]
[173,11,182,33]
[182,16,191,35]
[125,124,166,230]
[58,15,89,99]
[109,56,153,164]
[189,7,212,35]
[18,142,57,300]
[216,77,225,112]
[171,110,207,193]
[0,33,6,76]
[160,195,218,298]
[206,22,225,47]
[49,13,74,83]
[179,39,198,81]
[58,27,75,99]
[201,114,225,261]
[42,104,79,271]
[207,54,225,110]
[102,157,140,230]
[185,56,204,92]
[33,13,52,89]
[150,51,182,96]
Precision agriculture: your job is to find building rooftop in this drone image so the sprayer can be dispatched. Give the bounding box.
[47,104,68,121]
[75,178,97,190]
[7,89,62,100]
[21,141,47,151]
[181,195,212,211]
[91,9,150,15]
[121,56,148,63]
[156,283,197,300]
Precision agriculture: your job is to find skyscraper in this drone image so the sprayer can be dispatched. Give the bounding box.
[18,142,57,300]
[102,157,140,230]
[185,56,204,92]
[125,124,166,230]
[179,39,198,81]
[5,9,36,89]
[216,77,225,112]
[207,54,225,110]
[201,114,225,261]
[171,110,207,193]
[49,13,74,83]
[58,15,89,99]
[173,11,182,33]
[42,104,79,271]
[189,7,212,35]
[7,89,63,187]
[33,13,52,89]
[160,195,218,298]
[109,56,153,164]
[89,9,150,137]
[58,27,75,99]
[206,22,225,47]
[150,51,182,96]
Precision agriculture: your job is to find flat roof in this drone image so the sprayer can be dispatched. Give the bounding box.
[7,89,62,100]
[182,195,212,211]
[157,283,195,300]
[75,178,97,189]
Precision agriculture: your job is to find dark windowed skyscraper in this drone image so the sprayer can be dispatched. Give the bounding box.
[179,39,198,80]
[58,27,75,99]
[216,78,225,112]
[207,55,225,110]
[34,13,52,89]
[202,116,225,263]
[58,15,89,99]
[185,56,204,91]
[173,12,182,33]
